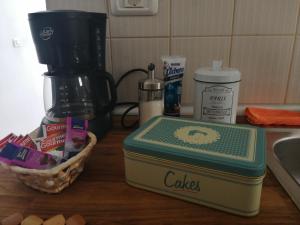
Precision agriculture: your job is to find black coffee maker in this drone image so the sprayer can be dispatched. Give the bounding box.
[28,10,116,138]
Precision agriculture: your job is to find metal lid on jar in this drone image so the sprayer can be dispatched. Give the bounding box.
[194,60,241,83]
[139,63,164,90]
[138,79,164,90]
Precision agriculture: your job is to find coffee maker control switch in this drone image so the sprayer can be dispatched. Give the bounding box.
[110,0,158,16]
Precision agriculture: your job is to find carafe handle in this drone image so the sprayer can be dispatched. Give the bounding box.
[103,71,117,112]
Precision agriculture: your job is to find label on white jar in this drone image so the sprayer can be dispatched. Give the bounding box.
[201,86,234,123]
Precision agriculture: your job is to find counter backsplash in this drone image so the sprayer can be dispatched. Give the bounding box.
[47,0,300,105]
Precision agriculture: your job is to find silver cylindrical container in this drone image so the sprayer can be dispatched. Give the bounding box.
[139,63,164,125]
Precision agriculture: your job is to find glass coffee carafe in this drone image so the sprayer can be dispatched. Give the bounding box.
[43,72,95,122]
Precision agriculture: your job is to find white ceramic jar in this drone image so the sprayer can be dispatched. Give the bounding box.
[193,61,241,124]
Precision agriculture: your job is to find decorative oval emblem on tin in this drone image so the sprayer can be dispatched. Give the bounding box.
[39,27,54,40]
[174,126,220,145]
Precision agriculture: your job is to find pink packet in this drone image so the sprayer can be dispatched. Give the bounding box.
[0,133,17,149]
[0,143,61,169]
[64,117,88,159]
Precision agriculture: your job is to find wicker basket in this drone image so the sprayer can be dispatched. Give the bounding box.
[0,132,97,193]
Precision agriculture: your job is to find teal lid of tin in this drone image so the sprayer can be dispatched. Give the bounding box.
[123,116,266,177]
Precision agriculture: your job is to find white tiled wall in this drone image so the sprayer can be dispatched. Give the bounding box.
[171,37,231,104]
[47,0,300,105]
[286,37,300,103]
[172,0,234,36]
[231,36,294,103]
[111,38,169,101]
[233,0,299,35]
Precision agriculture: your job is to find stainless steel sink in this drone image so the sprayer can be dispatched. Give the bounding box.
[266,128,300,210]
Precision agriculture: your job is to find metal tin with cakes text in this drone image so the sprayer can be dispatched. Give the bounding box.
[123,116,266,216]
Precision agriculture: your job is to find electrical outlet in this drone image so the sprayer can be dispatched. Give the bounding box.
[12,38,24,48]
[124,0,144,8]
[110,0,158,16]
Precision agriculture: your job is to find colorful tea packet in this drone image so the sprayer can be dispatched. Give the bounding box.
[64,117,88,159]
[0,143,61,169]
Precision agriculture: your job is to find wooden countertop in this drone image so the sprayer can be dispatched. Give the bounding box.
[0,124,300,225]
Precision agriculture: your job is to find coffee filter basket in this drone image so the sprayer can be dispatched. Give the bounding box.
[0,130,97,194]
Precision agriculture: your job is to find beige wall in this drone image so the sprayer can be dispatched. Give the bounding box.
[46,0,300,105]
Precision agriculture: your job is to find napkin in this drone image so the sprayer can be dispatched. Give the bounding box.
[245,107,300,126]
